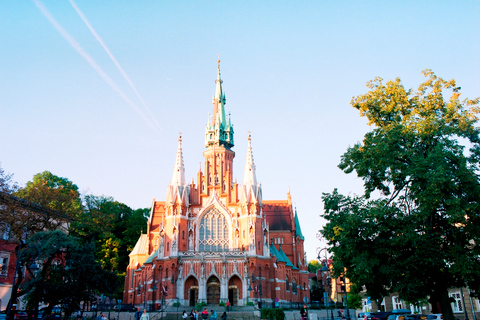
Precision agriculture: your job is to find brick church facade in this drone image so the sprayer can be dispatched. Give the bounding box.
[122,62,309,308]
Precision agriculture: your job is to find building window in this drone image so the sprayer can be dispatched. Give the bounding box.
[472,297,480,312]
[450,292,463,313]
[0,253,10,277]
[286,277,289,291]
[392,296,403,310]
[292,279,297,294]
[199,208,229,252]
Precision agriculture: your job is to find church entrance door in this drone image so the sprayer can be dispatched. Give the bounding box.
[207,276,220,305]
[228,286,238,306]
[189,288,198,306]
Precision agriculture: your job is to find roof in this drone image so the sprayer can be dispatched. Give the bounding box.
[129,234,149,257]
[294,210,305,240]
[269,243,286,263]
[263,201,292,231]
[278,245,296,269]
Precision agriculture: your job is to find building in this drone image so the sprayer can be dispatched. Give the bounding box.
[122,61,309,309]
[361,289,480,320]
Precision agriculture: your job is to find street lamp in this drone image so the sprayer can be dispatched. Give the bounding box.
[6,244,42,320]
[318,247,334,320]
[144,273,160,311]
[249,272,262,309]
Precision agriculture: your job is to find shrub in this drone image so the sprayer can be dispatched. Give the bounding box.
[219,302,225,307]
[173,302,180,307]
[246,302,254,306]
[261,308,285,320]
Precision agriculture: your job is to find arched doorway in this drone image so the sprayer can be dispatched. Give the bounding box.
[207,276,220,304]
[227,275,242,306]
[184,276,198,307]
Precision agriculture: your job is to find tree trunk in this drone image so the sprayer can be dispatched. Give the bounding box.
[431,283,454,320]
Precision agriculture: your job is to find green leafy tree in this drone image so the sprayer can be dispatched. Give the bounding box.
[70,196,147,298]
[308,260,321,273]
[321,70,480,319]
[22,230,116,320]
[13,171,82,235]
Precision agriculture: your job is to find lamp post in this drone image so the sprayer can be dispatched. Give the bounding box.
[249,271,262,309]
[318,247,334,320]
[6,244,42,320]
[343,271,351,320]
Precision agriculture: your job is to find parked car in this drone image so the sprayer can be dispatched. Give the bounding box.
[13,311,28,320]
[371,311,392,320]
[427,315,442,320]
[405,315,427,320]
[358,312,374,320]
[386,310,412,320]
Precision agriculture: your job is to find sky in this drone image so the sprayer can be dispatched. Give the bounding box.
[1,1,479,262]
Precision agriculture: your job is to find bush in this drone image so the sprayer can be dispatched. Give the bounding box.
[260,308,285,320]
[219,302,225,307]
[195,302,207,311]
[173,302,180,307]
[246,302,254,306]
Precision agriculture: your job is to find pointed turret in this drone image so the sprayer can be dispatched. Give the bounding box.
[171,133,185,187]
[205,60,234,149]
[294,209,305,240]
[240,133,262,205]
[244,132,257,189]
[166,133,189,207]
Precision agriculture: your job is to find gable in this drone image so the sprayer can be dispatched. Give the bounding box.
[263,201,292,231]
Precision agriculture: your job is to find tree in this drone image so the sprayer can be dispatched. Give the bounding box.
[22,230,116,320]
[70,195,147,298]
[11,171,82,237]
[321,70,480,319]
[308,260,321,273]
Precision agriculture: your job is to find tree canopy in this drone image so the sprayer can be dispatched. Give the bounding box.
[321,70,480,319]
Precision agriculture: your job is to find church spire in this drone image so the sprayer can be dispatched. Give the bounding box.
[171,133,185,187]
[244,132,257,188]
[205,60,234,149]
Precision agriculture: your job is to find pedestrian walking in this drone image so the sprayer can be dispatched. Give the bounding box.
[201,308,209,320]
[221,312,227,320]
[140,309,149,320]
[300,304,308,320]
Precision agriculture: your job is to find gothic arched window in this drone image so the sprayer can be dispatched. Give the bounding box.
[292,279,297,294]
[286,277,290,291]
[199,208,229,252]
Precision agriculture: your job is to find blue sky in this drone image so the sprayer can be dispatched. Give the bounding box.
[1,1,479,261]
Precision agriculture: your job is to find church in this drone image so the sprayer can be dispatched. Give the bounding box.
[123,61,309,309]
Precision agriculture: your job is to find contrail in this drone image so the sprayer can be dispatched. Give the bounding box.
[33,0,159,133]
[69,0,162,132]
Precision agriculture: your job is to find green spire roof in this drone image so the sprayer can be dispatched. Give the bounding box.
[278,246,295,268]
[270,243,286,263]
[204,60,234,149]
[144,248,158,265]
[294,209,305,240]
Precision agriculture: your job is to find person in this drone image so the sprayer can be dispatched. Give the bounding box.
[221,312,227,320]
[135,308,142,320]
[300,304,308,320]
[201,308,209,320]
[183,311,188,320]
[210,310,217,320]
[226,301,230,312]
[140,309,149,320]
[190,309,196,320]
